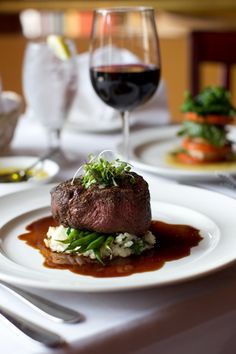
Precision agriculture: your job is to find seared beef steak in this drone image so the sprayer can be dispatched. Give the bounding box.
[51,172,151,235]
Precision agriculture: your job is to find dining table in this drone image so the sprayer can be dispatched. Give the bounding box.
[1,113,236,354]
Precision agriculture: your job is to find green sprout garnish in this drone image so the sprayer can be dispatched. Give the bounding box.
[80,153,135,189]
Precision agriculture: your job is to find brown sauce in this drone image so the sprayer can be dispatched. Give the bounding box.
[18,216,202,278]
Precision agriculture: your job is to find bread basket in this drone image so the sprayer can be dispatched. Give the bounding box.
[0,91,22,151]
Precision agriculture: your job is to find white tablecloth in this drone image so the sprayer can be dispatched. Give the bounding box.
[1,116,236,354]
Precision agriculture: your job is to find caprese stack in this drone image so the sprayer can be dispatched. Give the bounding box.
[177,87,236,164]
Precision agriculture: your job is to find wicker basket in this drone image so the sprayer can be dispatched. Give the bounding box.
[0,91,22,151]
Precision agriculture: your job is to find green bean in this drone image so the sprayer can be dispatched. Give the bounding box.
[104,236,114,252]
[94,249,105,265]
[66,227,72,236]
[59,229,83,244]
[63,229,116,266]
[86,236,105,251]
[65,232,98,251]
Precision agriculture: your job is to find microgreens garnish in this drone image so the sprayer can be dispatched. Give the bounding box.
[72,152,135,189]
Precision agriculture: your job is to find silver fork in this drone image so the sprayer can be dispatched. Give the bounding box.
[216,173,236,189]
[0,280,83,323]
[180,173,236,195]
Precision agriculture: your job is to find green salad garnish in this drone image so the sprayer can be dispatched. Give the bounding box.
[181,86,236,116]
[177,120,227,147]
[80,153,135,189]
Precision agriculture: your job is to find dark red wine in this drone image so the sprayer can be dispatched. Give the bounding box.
[90,64,160,111]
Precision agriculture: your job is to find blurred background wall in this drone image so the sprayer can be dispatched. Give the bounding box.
[0,0,236,122]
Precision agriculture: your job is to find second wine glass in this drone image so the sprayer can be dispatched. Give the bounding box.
[89,7,161,159]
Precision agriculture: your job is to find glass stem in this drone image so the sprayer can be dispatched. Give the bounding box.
[47,128,61,154]
[120,111,130,161]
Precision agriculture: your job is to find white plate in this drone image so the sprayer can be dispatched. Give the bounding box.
[127,125,236,180]
[0,156,59,195]
[0,183,236,292]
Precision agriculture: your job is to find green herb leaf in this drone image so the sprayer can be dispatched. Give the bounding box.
[181,87,236,117]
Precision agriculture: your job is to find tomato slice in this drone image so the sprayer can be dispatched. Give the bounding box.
[184,112,233,125]
[176,152,202,164]
[182,138,231,153]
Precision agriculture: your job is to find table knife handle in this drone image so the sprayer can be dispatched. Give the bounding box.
[0,281,82,323]
[0,305,64,347]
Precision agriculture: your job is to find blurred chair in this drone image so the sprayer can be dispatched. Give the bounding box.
[190,31,236,95]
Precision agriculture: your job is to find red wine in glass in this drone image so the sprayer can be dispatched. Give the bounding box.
[89,7,161,159]
[90,64,160,111]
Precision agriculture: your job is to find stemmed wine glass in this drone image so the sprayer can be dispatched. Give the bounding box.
[22,37,77,160]
[89,7,161,159]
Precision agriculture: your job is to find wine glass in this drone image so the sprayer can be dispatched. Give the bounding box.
[22,38,77,159]
[89,7,161,159]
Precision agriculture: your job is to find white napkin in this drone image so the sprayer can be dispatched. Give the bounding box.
[68,49,170,131]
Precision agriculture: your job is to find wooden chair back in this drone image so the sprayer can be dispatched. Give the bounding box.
[190,31,236,95]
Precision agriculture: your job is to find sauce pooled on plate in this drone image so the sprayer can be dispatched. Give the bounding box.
[19,216,202,278]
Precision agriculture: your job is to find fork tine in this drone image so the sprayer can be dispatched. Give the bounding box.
[217,173,236,189]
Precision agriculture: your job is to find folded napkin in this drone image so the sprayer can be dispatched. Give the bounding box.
[68,48,170,131]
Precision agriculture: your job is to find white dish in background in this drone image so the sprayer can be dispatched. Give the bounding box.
[0,156,59,195]
[0,183,235,291]
[124,125,236,181]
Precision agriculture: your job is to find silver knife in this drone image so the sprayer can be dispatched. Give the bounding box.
[0,280,83,323]
[0,305,65,347]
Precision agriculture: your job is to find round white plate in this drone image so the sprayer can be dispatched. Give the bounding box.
[0,183,236,292]
[126,125,236,180]
[0,156,59,195]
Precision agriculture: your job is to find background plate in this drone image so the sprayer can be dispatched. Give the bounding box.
[126,125,236,181]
